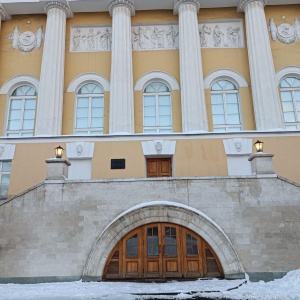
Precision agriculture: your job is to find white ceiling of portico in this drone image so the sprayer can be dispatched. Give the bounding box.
[0,0,299,16]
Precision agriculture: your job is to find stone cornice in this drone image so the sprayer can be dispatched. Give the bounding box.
[173,0,201,15]
[43,1,73,18]
[108,0,135,17]
[0,3,11,20]
[237,0,267,12]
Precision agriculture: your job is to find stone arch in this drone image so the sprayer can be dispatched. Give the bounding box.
[134,71,180,91]
[275,66,300,86]
[0,74,40,95]
[204,69,248,89]
[83,201,245,281]
[67,73,110,92]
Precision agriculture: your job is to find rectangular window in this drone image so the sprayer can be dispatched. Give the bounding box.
[0,161,11,200]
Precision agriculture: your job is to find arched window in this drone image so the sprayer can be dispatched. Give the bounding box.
[210,80,242,132]
[143,82,172,133]
[6,85,37,137]
[280,77,300,130]
[75,83,104,135]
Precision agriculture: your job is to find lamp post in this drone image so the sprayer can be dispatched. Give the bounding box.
[54,145,64,159]
[254,140,264,153]
[249,140,275,175]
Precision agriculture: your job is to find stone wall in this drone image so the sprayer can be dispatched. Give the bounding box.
[0,176,299,283]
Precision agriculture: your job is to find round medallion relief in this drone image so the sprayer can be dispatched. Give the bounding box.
[277,23,296,44]
[18,31,37,52]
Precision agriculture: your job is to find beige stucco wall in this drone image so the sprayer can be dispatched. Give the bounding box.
[265,5,300,72]
[0,6,300,198]
[0,9,256,135]
[3,134,300,197]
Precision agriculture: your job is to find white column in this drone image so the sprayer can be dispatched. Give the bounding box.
[109,0,135,134]
[238,0,284,130]
[174,0,208,133]
[35,2,72,136]
[0,4,11,33]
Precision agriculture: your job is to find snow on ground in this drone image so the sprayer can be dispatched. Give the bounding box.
[0,269,299,300]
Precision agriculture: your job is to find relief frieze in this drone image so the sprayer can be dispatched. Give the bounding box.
[69,20,244,52]
[70,26,112,52]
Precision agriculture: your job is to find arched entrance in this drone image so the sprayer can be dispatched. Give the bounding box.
[104,222,223,280]
[83,202,245,281]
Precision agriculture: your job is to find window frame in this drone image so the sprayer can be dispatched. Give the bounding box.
[210,79,243,132]
[143,81,173,134]
[74,82,105,135]
[0,160,12,200]
[5,85,37,137]
[279,76,300,130]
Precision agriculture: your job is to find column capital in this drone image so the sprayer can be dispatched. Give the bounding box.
[0,3,11,20]
[43,1,73,18]
[109,0,135,17]
[174,0,201,15]
[237,0,267,13]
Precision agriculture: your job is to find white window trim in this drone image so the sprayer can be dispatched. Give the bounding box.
[74,84,105,135]
[0,75,39,95]
[204,69,248,90]
[67,73,110,93]
[210,80,243,132]
[135,71,180,91]
[275,66,300,86]
[143,83,172,133]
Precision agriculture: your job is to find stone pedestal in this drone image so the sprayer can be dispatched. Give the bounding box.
[174,0,208,132]
[238,0,284,130]
[35,2,72,135]
[248,153,275,175]
[109,0,135,134]
[45,158,71,180]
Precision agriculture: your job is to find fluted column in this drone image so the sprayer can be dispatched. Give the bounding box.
[174,0,208,133]
[238,0,284,130]
[35,2,72,136]
[109,0,135,134]
[0,4,11,33]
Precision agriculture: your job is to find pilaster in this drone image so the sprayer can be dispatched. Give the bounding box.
[35,1,71,135]
[238,0,284,130]
[174,0,208,132]
[109,0,135,134]
[0,3,11,32]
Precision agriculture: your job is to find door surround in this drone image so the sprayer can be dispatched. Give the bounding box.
[83,201,245,281]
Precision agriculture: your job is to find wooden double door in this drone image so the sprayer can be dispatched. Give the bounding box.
[104,223,223,280]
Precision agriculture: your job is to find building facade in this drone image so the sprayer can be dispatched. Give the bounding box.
[0,0,300,283]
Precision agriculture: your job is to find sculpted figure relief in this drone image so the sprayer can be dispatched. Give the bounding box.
[132,26,150,50]
[166,26,178,48]
[73,28,81,51]
[70,21,242,52]
[213,25,224,47]
[227,26,240,47]
[71,27,112,52]
[199,24,211,47]
[151,27,166,49]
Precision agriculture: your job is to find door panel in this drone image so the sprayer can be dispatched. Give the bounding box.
[103,223,223,280]
[144,225,161,278]
[163,225,181,278]
[147,158,172,177]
